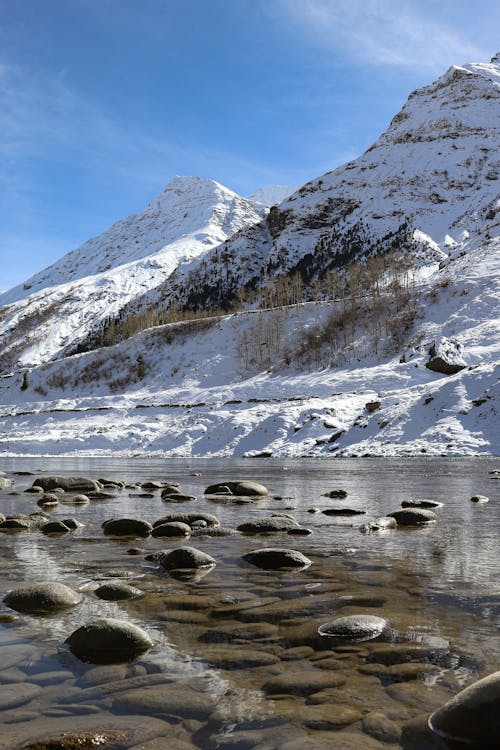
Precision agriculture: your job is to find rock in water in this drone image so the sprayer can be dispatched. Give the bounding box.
[318,614,389,643]
[429,670,500,745]
[470,495,489,503]
[32,476,101,492]
[204,480,268,496]
[4,582,82,614]
[147,546,216,570]
[66,618,153,663]
[243,548,312,570]
[387,508,437,526]
[102,518,153,537]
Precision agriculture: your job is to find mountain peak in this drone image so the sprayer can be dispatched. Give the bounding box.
[248,184,298,208]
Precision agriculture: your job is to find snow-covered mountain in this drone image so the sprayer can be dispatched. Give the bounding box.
[247,184,298,208]
[0,53,498,457]
[0,176,263,370]
[163,55,499,311]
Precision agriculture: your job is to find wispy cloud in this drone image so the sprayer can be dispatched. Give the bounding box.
[268,0,488,71]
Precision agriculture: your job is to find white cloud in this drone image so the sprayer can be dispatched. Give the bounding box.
[269,0,488,71]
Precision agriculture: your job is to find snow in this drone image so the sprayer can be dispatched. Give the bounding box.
[0,54,499,458]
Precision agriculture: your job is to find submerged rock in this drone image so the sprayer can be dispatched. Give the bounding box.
[4,582,82,614]
[322,489,348,498]
[94,583,142,601]
[429,669,500,745]
[322,508,366,516]
[205,480,268,496]
[66,617,153,664]
[470,494,489,503]
[401,499,443,509]
[318,614,389,643]
[151,521,192,538]
[243,548,312,570]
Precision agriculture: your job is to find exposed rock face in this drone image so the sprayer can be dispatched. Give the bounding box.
[425,337,467,375]
[4,582,82,614]
[66,617,153,664]
[429,669,500,744]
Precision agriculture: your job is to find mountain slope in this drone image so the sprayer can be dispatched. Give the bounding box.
[0,177,263,370]
[161,55,499,311]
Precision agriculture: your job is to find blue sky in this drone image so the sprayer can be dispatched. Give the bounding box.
[1,0,498,290]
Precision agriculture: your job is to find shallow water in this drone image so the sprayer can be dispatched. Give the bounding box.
[0,457,498,749]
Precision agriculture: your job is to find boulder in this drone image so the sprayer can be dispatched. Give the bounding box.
[242,548,312,570]
[66,494,90,504]
[153,512,220,528]
[425,337,467,375]
[161,493,196,503]
[322,489,348,498]
[147,546,216,570]
[470,495,489,503]
[429,669,500,745]
[238,516,299,533]
[401,499,443,509]
[4,582,82,614]
[387,508,437,526]
[102,518,153,537]
[205,480,268,496]
[151,521,192,538]
[322,508,366,516]
[94,583,142,600]
[0,518,30,531]
[360,516,397,533]
[41,521,72,534]
[32,476,101,493]
[0,477,13,490]
[66,617,153,664]
[37,493,59,507]
[318,614,389,643]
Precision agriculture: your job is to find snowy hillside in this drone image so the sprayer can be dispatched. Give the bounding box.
[0,177,263,369]
[0,53,498,457]
[162,55,499,312]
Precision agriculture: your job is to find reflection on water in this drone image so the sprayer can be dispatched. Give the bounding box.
[0,457,498,749]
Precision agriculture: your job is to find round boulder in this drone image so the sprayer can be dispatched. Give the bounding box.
[401,499,443,509]
[238,516,299,533]
[387,508,437,526]
[41,520,72,534]
[429,669,500,744]
[4,582,82,614]
[32,476,100,493]
[66,617,153,664]
[102,518,153,537]
[153,512,220,529]
[37,493,59,508]
[147,546,216,570]
[94,583,142,601]
[151,521,192,538]
[243,548,312,570]
[318,614,389,643]
[204,480,268,496]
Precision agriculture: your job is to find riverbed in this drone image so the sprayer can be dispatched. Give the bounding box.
[0,457,498,749]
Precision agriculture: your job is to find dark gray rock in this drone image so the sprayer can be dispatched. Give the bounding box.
[401,499,443,509]
[470,494,489,503]
[318,614,389,643]
[32,476,101,493]
[151,521,192,538]
[0,518,31,531]
[147,546,216,570]
[161,493,196,502]
[205,480,268,496]
[429,669,500,745]
[66,617,153,664]
[41,520,72,534]
[94,583,142,601]
[425,337,467,375]
[387,508,437,525]
[102,518,153,537]
[238,516,299,533]
[323,489,348,498]
[243,547,312,570]
[4,582,82,614]
[153,512,220,528]
[322,508,366,516]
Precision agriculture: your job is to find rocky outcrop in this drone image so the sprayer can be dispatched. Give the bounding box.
[425,337,467,375]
